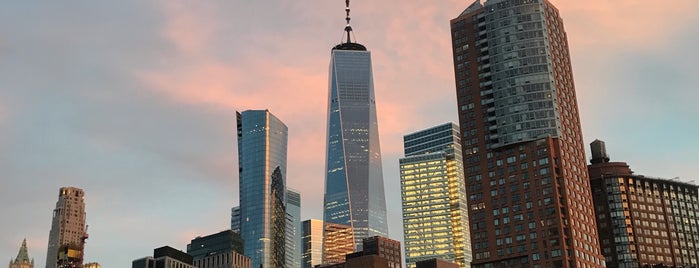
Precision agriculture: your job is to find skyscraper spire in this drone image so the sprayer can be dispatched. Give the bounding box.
[333,0,365,51]
[344,0,352,43]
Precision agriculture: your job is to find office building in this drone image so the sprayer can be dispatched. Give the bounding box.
[237,110,288,268]
[132,246,193,268]
[322,1,388,263]
[9,239,34,268]
[187,230,250,268]
[451,1,604,267]
[400,123,471,268]
[287,189,302,268]
[303,219,324,268]
[45,187,88,268]
[588,140,699,267]
[231,206,240,234]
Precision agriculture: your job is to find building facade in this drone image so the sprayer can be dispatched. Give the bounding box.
[187,230,250,268]
[287,189,302,268]
[45,187,88,268]
[303,219,324,268]
[9,239,34,268]
[588,140,699,267]
[400,123,472,268]
[322,3,388,263]
[132,246,194,268]
[237,110,288,268]
[231,206,240,234]
[451,1,604,267]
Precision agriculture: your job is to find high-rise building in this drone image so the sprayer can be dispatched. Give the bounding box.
[9,239,34,268]
[399,123,471,268]
[187,230,250,268]
[286,189,302,268]
[45,187,88,268]
[302,219,324,268]
[237,110,288,268]
[451,1,605,267]
[322,1,388,263]
[588,140,699,267]
[132,246,194,268]
[231,206,240,234]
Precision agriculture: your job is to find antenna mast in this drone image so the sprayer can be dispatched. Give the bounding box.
[344,0,352,43]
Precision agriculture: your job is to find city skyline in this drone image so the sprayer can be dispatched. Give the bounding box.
[1,1,698,268]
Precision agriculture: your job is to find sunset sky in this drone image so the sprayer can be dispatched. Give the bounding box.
[1,1,698,267]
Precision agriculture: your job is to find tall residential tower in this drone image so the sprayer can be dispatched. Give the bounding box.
[45,187,88,268]
[451,1,604,267]
[237,110,288,268]
[588,140,699,267]
[322,0,388,264]
[400,123,472,268]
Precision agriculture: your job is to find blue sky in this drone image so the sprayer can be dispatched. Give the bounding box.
[1,1,697,267]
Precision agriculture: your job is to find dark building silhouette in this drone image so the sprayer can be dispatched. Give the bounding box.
[588,140,699,268]
[186,230,251,268]
[416,259,459,268]
[451,0,604,267]
[315,236,401,268]
[132,246,193,268]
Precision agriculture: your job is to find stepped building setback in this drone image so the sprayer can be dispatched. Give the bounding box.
[451,0,604,267]
[45,187,88,268]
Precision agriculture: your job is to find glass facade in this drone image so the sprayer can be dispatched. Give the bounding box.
[323,46,388,263]
[400,123,472,268]
[237,110,288,268]
[302,219,324,268]
[286,189,302,268]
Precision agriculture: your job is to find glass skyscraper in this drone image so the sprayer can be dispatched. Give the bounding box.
[322,8,388,263]
[400,123,472,268]
[286,188,302,268]
[237,110,288,268]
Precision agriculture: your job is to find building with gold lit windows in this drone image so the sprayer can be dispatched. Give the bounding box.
[400,123,472,268]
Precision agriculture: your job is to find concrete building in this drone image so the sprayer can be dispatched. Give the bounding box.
[45,187,88,268]
[237,110,288,268]
[451,1,604,267]
[9,239,34,268]
[132,246,194,268]
[400,123,472,268]
[322,1,388,263]
[588,140,699,267]
[302,219,324,268]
